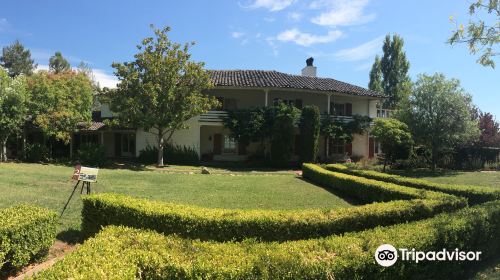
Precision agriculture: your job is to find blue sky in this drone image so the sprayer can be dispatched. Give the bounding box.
[1,0,498,117]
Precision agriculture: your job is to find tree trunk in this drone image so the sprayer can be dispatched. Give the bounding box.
[157,130,164,167]
[1,138,7,162]
[383,156,387,172]
[325,136,330,160]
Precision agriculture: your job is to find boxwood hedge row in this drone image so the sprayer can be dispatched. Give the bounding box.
[0,205,58,272]
[81,187,465,241]
[325,163,500,205]
[34,200,500,280]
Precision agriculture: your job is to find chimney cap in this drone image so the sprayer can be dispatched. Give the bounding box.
[306,57,314,66]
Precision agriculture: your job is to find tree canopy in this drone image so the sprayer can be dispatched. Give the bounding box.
[368,55,383,94]
[0,40,36,77]
[49,52,71,74]
[27,71,94,143]
[109,25,218,166]
[396,73,479,169]
[448,0,499,68]
[371,118,413,171]
[0,67,28,161]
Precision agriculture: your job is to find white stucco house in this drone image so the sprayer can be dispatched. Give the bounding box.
[72,59,389,162]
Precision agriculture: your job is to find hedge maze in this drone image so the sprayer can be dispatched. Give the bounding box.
[0,205,58,274]
[33,164,500,279]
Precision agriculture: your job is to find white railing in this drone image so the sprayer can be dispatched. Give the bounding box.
[199,111,229,123]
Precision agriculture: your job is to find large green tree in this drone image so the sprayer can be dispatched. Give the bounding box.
[49,52,71,74]
[0,67,28,161]
[371,118,413,171]
[27,71,94,144]
[448,0,499,68]
[0,40,36,77]
[370,34,411,109]
[109,25,218,166]
[396,73,479,169]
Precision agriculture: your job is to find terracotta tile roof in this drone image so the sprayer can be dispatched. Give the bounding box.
[77,121,106,131]
[208,70,386,98]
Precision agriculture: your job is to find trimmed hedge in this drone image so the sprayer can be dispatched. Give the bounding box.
[326,163,500,205]
[302,163,461,203]
[81,190,465,242]
[0,205,58,271]
[34,200,500,279]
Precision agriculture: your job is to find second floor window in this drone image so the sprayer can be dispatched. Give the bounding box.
[330,103,352,116]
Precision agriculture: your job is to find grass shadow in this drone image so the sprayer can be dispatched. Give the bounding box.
[57,228,83,245]
[298,177,364,206]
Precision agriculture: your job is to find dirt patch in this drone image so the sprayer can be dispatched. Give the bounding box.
[9,240,77,280]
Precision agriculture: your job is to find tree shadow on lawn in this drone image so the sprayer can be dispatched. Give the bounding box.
[298,177,363,206]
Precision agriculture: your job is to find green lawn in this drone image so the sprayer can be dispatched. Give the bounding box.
[392,169,500,189]
[0,163,351,241]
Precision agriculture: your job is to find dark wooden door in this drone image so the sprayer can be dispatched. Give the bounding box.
[213,134,222,155]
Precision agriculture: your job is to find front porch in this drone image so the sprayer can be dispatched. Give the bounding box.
[71,127,137,159]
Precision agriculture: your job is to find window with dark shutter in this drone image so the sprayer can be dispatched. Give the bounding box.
[345,103,352,116]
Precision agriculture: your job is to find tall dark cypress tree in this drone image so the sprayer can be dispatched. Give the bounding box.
[380,34,411,109]
[368,55,383,94]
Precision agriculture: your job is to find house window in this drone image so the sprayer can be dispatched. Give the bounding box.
[223,135,237,154]
[374,139,379,154]
[273,98,303,109]
[121,133,136,155]
[330,139,345,155]
[224,98,237,110]
[330,103,345,116]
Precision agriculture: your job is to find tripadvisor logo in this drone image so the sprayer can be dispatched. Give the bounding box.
[374,244,482,267]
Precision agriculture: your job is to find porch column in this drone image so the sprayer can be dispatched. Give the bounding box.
[264,89,269,107]
[327,94,331,114]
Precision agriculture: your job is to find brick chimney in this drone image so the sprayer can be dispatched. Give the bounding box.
[301,57,317,77]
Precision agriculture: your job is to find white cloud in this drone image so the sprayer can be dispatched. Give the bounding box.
[242,0,295,11]
[310,0,375,26]
[92,69,118,88]
[36,65,118,88]
[287,12,303,22]
[0,18,9,32]
[275,28,342,46]
[231,31,245,39]
[334,36,384,61]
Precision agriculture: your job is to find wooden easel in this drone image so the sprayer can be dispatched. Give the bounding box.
[60,180,92,218]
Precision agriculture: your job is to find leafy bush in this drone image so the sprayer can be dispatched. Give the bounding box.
[81,176,464,241]
[77,143,107,167]
[137,144,199,165]
[326,163,500,205]
[24,143,50,163]
[34,200,500,279]
[299,106,320,163]
[0,205,57,272]
[302,163,462,203]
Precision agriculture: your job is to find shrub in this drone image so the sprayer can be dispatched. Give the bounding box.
[302,163,461,203]
[271,112,296,167]
[34,200,500,279]
[0,205,57,272]
[81,191,464,242]
[299,106,320,163]
[24,143,50,163]
[137,144,199,165]
[77,143,108,167]
[325,163,500,205]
